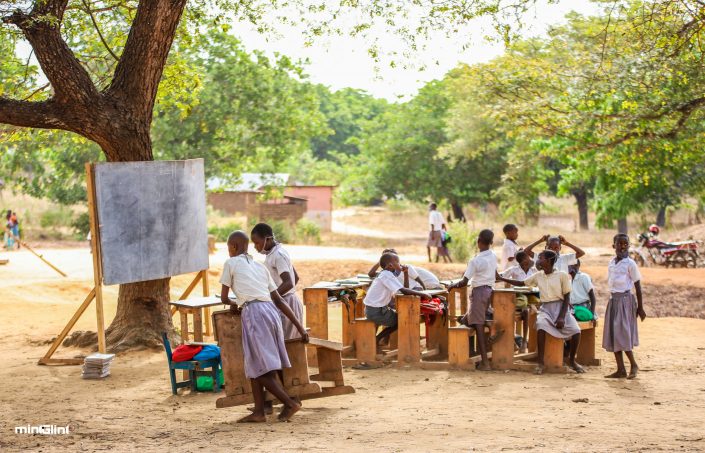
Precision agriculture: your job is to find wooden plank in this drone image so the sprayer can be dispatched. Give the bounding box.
[425,311,449,359]
[576,323,600,366]
[448,326,472,367]
[202,270,212,337]
[396,295,421,365]
[37,358,84,366]
[421,347,440,359]
[39,287,96,365]
[177,272,203,301]
[313,347,344,383]
[213,310,252,399]
[528,309,538,353]
[11,236,67,277]
[192,308,203,342]
[303,287,329,366]
[341,298,355,349]
[543,333,565,373]
[353,319,377,363]
[459,287,468,316]
[491,290,517,370]
[307,337,343,351]
[180,311,189,344]
[86,163,106,354]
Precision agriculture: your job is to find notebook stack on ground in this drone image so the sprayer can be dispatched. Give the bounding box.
[81,353,115,379]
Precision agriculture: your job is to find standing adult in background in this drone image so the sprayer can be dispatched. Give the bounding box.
[427,203,451,263]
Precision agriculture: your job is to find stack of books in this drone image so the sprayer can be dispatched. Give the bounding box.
[81,353,115,379]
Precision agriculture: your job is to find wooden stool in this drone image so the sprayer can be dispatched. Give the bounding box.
[543,333,566,373]
[577,321,601,366]
[448,326,475,369]
[353,318,377,363]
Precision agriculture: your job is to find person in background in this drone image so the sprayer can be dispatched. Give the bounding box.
[568,259,597,322]
[501,224,520,270]
[427,203,451,263]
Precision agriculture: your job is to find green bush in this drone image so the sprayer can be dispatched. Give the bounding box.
[295,218,321,245]
[39,206,74,229]
[208,222,243,241]
[72,212,91,238]
[446,221,478,263]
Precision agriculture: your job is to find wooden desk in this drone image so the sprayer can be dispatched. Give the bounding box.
[491,288,540,370]
[441,280,468,326]
[170,297,225,343]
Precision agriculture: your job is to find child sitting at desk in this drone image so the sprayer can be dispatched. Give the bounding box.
[448,229,497,371]
[497,250,584,375]
[367,248,426,289]
[364,253,430,346]
[251,222,305,340]
[219,231,309,423]
[500,251,536,353]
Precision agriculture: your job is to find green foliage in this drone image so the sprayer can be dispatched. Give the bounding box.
[208,222,244,242]
[446,222,478,263]
[71,212,91,238]
[294,218,321,245]
[39,206,74,229]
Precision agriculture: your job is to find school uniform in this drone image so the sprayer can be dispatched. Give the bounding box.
[570,271,594,310]
[501,265,536,309]
[415,267,443,289]
[603,257,641,352]
[427,210,445,248]
[363,270,403,328]
[396,264,422,289]
[524,271,580,339]
[501,239,519,271]
[463,250,497,326]
[264,243,304,339]
[554,252,577,274]
[220,254,291,379]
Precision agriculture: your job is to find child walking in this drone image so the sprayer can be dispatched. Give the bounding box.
[603,233,646,379]
[498,250,584,375]
[364,253,430,346]
[219,231,308,423]
[449,229,497,371]
[251,223,305,340]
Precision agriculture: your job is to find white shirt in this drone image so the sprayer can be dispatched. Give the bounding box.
[219,254,277,305]
[570,271,594,305]
[429,210,445,231]
[501,264,536,281]
[415,267,442,289]
[554,252,577,274]
[263,243,296,296]
[364,270,403,308]
[463,250,498,288]
[525,271,572,303]
[396,264,421,288]
[501,239,519,270]
[608,257,642,293]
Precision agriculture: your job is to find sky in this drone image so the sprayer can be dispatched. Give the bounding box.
[232,0,602,100]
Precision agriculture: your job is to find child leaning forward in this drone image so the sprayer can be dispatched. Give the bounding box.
[497,250,585,375]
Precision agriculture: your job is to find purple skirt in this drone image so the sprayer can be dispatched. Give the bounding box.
[602,291,639,352]
[241,301,291,379]
[536,300,580,339]
[280,292,304,340]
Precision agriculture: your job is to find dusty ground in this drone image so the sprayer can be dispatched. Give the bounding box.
[2,237,705,451]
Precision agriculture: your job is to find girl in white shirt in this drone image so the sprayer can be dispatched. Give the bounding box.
[603,233,646,380]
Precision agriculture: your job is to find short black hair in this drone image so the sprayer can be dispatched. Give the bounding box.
[429,203,437,209]
[380,252,398,269]
[613,233,629,243]
[382,248,397,254]
[503,224,517,234]
[515,250,529,263]
[575,258,581,267]
[547,236,561,245]
[539,250,557,267]
[251,222,273,238]
[478,229,494,245]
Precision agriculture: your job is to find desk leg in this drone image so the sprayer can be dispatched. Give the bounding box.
[426,313,448,359]
[180,311,189,344]
[193,309,204,343]
[304,288,329,366]
[528,309,538,353]
[396,295,421,365]
[448,289,458,326]
[460,287,468,316]
[492,291,516,370]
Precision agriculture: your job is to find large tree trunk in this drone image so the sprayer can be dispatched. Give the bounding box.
[573,188,589,231]
[450,201,466,222]
[617,217,628,234]
[655,206,667,227]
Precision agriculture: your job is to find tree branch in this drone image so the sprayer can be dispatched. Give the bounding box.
[3,0,98,104]
[80,0,120,61]
[107,0,188,118]
[0,97,70,131]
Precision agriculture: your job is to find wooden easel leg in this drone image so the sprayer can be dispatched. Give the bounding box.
[201,270,212,337]
[39,288,96,365]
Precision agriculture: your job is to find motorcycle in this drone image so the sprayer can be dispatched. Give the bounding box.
[630,232,702,268]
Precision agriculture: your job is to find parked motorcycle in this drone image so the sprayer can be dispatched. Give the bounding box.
[630,232,702,268]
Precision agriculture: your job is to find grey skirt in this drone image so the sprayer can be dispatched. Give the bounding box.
[602,291,639,352]
[536,300,580,339]
[280,292,304,340]
[241,300,291,379]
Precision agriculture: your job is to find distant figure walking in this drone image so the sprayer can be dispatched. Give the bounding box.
[4,210,20,250]
[427,203,451,263]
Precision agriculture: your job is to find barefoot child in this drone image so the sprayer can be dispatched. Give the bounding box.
[448,229,497,370]
[364,253,430,346]
[526,234,585,274]
[219,231,309,423]
[251,223,305,340]
[500,251,536,353]
[497,250,584,374]
[501,224,520,271]
[603,233,646,379]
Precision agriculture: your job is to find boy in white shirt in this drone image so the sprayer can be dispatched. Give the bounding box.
[501,251,536,352]
[449,229,497,370]
[367,248,426,289]
[364,253,430,346]
[219,231,308,423]
[501,224,520,270]
[525,234,585,274]
[427,203,451,263]
[568,259,596,322]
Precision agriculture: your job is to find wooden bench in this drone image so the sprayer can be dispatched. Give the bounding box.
[352,318,378,363]
[447,325,492,370]
[543,320,600,372]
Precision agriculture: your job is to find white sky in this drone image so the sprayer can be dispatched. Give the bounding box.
[14,1,601,101]
[232,0,602,100]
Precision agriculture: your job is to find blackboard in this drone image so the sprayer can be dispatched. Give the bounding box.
[93,159,209,285]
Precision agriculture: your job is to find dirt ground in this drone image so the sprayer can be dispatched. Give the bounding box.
[2,242,705,451]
